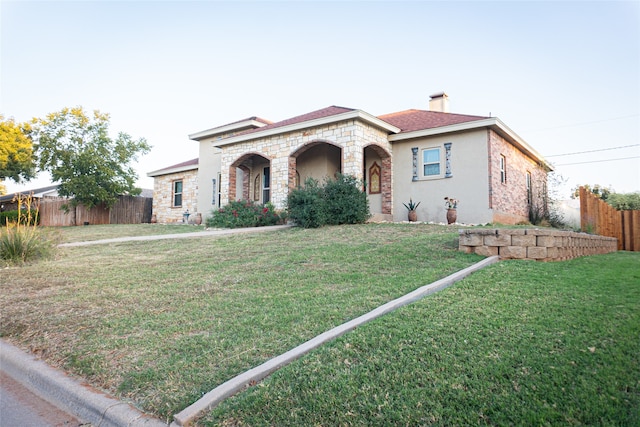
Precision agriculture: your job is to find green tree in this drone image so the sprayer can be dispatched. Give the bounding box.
[0,115,36,185]
[606,192,640,210]
[30,107,151,210]
[571,184,612,200]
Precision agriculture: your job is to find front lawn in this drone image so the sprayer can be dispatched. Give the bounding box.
[203,251,640,426]
[0,223,480,422]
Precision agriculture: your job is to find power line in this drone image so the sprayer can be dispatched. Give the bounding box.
[554,156,640,166]
[526,114,640,133]
[546,144,640,157]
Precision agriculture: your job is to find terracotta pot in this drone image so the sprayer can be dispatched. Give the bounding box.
[446,208,457,224]
[194,213,202,225]
[150,214,157,224]
[408,210,418,222]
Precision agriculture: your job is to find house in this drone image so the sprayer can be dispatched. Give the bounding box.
[0,185,60,211]
[148,93,552,225]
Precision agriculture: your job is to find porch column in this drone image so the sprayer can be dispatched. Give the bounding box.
[381,156,392,214]
[288,156,297,190]
[228,166,236,203]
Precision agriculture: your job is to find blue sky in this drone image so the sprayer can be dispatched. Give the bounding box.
[2,0,639,196]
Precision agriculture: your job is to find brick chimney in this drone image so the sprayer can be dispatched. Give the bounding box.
[429,92,449,113]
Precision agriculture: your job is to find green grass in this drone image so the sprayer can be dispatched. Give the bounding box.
[0,223,479,423]
[202,252,640,426]
[2,223,637,425]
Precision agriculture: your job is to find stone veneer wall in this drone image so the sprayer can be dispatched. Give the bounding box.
[152,169,198,223]
[459,228,618,261]
[220,119,391,209]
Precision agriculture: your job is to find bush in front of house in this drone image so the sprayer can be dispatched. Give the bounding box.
[286,178,326,229]
[206,200,285,229]
[287,174,370,228]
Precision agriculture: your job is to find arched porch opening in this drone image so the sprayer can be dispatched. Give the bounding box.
[229,152,271,204]
[289,140,342,189]
[364,144,392,216]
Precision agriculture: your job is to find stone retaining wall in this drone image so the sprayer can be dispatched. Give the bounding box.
[459,229,618,261]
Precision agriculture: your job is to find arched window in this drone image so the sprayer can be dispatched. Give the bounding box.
[369,162,381,194]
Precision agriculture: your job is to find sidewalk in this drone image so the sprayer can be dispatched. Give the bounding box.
[58,224,293,247]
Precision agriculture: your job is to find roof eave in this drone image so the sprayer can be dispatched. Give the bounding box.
[389,117,553,171]
[189,119,269,141]
[147,164,198,177]
[213,110,401,147]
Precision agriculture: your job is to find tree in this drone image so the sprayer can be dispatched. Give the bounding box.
[571,184,612,201]
[29,107,151,210]
[605,192,640,210]
[0,115,36,184]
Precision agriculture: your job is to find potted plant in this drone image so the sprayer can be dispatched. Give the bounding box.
[444,197,458,224]
[403,198,421,222]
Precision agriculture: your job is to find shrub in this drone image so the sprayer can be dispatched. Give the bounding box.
[206,200,285,229]
[323,174,370,225]
[0,196,55,265]
[287,174,370,228]
[1,209,39,226]
[286,178,326,228]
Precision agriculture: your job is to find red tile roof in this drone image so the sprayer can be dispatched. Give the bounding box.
[378,109,488,133]
[163,158,199,169]
[236,106,355,137]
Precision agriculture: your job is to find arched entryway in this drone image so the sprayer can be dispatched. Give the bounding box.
[229,152,271,204]
[289,141,342,189]
[364,145,392,216]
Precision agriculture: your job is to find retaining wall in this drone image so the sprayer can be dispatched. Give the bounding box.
[459,229,618,261]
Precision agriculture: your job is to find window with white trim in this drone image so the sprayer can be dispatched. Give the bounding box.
[422,148,441,177]
[526,171,532,204]
[173,180,183,207]
[500,155,507,184]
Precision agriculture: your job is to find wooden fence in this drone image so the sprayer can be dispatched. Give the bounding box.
[579,186,640,251]
[38,196,152,226]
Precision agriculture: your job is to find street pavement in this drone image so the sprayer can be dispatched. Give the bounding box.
[1,371,85,427]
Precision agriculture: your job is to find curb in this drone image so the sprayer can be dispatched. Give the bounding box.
[171,255,500,426]
[0,340,167,427]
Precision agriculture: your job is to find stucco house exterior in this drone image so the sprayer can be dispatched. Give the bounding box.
[148,93,552,225]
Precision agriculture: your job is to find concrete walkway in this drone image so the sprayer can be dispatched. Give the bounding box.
[58,224,293,247]
[4,225,499,427]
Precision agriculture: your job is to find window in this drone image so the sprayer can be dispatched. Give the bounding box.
[369,162,381,194]
[173,180,183,207]
[500,155,507,184]
[423,148,441,177]
[526,171,532,204]
[262,167,270,203]
[217,173,222,207]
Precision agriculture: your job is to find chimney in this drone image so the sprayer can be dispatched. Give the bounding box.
[429,92,449,113]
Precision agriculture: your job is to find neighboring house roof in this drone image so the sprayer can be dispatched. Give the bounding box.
[147,158,199,177]
[0,185,154,204]
[0,185,60,203]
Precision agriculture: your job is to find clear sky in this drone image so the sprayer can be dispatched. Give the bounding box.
[2,0,639,197]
